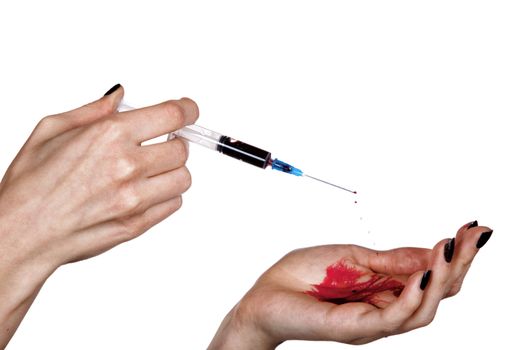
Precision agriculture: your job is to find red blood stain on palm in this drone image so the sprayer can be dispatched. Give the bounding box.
[306,259,404,305]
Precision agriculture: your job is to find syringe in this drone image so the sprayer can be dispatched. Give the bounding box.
[168,125,356,193]
[119,103,356,194]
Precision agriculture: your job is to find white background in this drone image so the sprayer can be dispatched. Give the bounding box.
[1,1,523,349]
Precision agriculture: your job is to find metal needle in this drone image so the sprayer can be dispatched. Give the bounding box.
[303,174,357,194]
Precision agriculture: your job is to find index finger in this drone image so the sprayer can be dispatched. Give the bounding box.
[119,98,199,142]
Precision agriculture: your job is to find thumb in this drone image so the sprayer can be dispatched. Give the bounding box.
[365,246,431,276]
[29,84,124,144]
[61,83,124,128]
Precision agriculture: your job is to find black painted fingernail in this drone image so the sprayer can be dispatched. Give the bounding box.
[468,220,478,229]
[444,238,455,263]
[104,83,121,96]
[420,270,432,290]
[476,230,493,249]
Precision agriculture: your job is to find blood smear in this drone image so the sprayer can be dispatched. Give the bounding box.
[306,259,404,305]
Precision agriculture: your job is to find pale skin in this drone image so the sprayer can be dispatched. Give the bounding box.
[209,222,493,349]
[0,85,493,349]
[0,85,198,348]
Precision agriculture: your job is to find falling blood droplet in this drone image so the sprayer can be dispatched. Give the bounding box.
[354,201,358,204]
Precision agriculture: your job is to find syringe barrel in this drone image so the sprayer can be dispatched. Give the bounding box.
[169,125,271,169]
[216,135,271,168]
[120,103,272,169]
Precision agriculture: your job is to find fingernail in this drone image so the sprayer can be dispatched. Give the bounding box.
[476,230,493,249]
[468,220,478,229]
[420,270,432,290]
[104,83,121,96]
[444,238,455,263]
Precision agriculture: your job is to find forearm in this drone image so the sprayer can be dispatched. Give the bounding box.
[208,304,278,350]
[0,286,43,349]
[0,219,55,349]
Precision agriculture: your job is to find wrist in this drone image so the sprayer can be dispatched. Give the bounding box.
[0,201,59,348]
[209,302,279,350]
[0,217,57,310]
[0,226,50,349]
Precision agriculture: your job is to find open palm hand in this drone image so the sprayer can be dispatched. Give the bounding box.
[210,221,493,349]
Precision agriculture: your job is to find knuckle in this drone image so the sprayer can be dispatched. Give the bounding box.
[418,314,435,328]
[116,222,139,241]
[99,98,117,116]
[180,97,199,118]
[438,278,449,290]
[281,247,311,261]
[448,283,462,297]
[236,289,275,325]
[173,196,183,211]
[114,184,142,215]
[459,256,474,270]
[405,299,421,313]
[174,139,189,162]
[113,156,139,181]
[113,219,142,242]
[350,337,375,346]
[380,320,402,335]
[94,118,125,140]
[162,100,184,124]
[37,115,58,130]
[286,248,304,257]
[234,298,254,326]
[178,167,192,192]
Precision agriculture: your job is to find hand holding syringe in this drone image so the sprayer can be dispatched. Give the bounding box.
[120,103,356,194]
